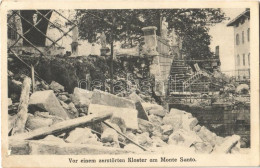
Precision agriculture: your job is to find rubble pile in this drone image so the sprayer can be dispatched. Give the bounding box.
[8,75,244,155]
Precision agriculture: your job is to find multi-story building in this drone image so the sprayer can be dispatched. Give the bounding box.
[227,9,250,81]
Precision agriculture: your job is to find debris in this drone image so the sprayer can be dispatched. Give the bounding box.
[71,87,93,107]
[235,84,249,94]
[162,109,183,130]
[102,121,149,151]
[12,77,31,135]
[192,142,213,154]
[25,114,53,130]
[58,95,69,102]
[10,112,112,140]
[151,136,167,147]
[135,101,149,121]
[8,98,13,107]
[28,90,69,120]
[49,81,64,92]
[88,104,138,130]
[128,92,145,103]
[148,114,163,126]
[213,135,240,153]
[91,89,135,109]
[168,129,202,147]
[138,118,154,135]
[101,128,119,144]
[161,124,173,135]
[136,132,153,147]
[66,127,102,145]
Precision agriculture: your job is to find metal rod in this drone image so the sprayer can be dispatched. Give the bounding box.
[7,24,44,56]
[35,10,72,38]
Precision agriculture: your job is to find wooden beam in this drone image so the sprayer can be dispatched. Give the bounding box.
[11,77,32,135]
[10,113,112,140]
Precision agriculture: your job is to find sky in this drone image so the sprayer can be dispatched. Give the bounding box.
[209,8,246,74]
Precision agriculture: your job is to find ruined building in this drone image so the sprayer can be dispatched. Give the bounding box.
[227,9,250,81]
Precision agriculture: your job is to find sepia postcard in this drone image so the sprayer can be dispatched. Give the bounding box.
[1,0,259,167]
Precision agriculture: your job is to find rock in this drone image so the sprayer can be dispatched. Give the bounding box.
[71,87,93,107]
[79,113,86,117]
[25,114,53,130]
[148,109,167,117]
[161,124,173,135]
[128,92,144,103]
[28,90,69,120]
[135,101,149,121]
[49,81,64,92]
[141,103,166,117]
[193,125,201,132]
[196,126,217,146]
[213,135,240,154]
[58,95,68,102]
[138,118,154,134]
[124,144,144,153]
[33,111,64,124]
[124,131,137,144]
[60,101,69,110]
[91,89,135,109]
[109,116,127,133]
[8,98,12,106]
[236,84,249,94]
[148,114,163,126]
[88,104,138,130]
[42,135,65,143]
[182,116,198,131]
[161,134,169,142]
[168,129,202,147]
[162,111,182,130]
[151,136,167,147]
[101,128,119,144]
[192,142,213,154]
[66,127,102,146]
[136,132,153,147]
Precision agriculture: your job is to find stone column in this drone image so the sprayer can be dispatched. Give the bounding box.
[70,26,79,56]
[141,26,158,56]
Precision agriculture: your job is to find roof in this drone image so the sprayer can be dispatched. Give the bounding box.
[227,9,250,27]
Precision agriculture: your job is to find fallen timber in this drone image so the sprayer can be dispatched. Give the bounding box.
[10,113,112,141]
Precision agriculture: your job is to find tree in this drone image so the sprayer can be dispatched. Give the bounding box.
[75,9,228,61]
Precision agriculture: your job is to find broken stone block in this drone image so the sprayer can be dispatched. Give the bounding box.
[168,129,202,147]
[138,118,154,134]
[8,98,12,106]
[182,116,198,131]
[66,127,102,146]
[33,111,64,124]
[161,134,169,142]
[148,108,167,117]
[162,112,182,131]
[28,90,69,120]
[49,81,64,92]
[88,104,138,130]
[151,136,167,147]
[101,128,119,144]
[42,135,65,143]
[193,125,201,132]
[71,87,93,107]
[109,116,127,133]
[161,124,173,135]
[213,135,240,154]
[192,142,213,154]
[25,114,53,130]
[136,132,153,147]
[128,92,145,103]
[135,101,149,121]
[148,114,163,126]
[91,89,135,109]
[58,95,68,102]
[124,131,137,144]
[196,126,217,146]
[60,101,69,110]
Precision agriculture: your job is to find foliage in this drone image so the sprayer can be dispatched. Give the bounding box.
[75,9,228,60]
